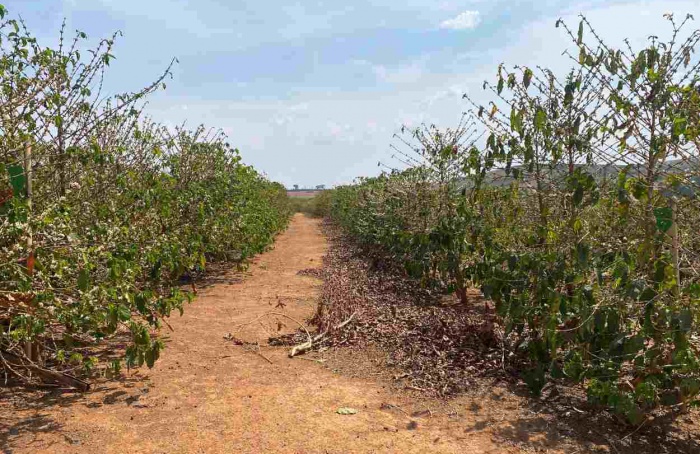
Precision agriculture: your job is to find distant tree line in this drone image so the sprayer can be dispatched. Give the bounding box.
[289,184,326,191]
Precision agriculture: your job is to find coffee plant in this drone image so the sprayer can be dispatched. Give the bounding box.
[331,14,700,424]
[0,6,290,386]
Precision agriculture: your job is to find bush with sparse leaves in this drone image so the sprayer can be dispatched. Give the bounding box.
[0,6,290,385]
[331,14,700,424]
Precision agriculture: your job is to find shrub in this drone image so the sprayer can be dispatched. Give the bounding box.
[330,14,700,423]
[0,7,290,384]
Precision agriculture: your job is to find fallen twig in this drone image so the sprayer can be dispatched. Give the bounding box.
[241,340,275,365]
[234,311,313,346]
[0,350,90,391]
[289,312,356,358]
[404,385,426,392]
[254,350,273,364]
[381,402,411,418]
[296,357,326,363]
[620,418,649,443]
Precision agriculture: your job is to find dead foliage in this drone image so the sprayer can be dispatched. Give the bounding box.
[312,222,508,396]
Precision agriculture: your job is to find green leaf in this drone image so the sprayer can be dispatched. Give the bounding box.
[535,108,547,131]
[7,164,26,198]
[625,178,647,201]
[563,351,584,380]
[509,108,524,135]
[78,269,90,291]
[145,348,155,368]
[497,77,504,95]
[523,365,546,396]
[564,83,575,106]
[523,68,533,89]
[117,304,131,322]
[135,293,148,314]
[673,117,687,138]
[654,206,673,232]
[577,20,584,44]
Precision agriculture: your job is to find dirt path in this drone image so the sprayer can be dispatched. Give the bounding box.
[2,214,511,454]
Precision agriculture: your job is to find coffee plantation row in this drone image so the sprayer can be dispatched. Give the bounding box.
[0,7,290,387]
[329,15,700,424]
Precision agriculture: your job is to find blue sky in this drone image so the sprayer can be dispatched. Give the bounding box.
[17,0,700,187]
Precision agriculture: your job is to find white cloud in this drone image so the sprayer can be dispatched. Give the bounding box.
[439,10,481,30]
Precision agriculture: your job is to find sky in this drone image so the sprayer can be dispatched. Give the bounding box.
[15,0,700,188]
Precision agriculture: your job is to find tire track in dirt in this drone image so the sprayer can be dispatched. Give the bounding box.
[1,214,510,454]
